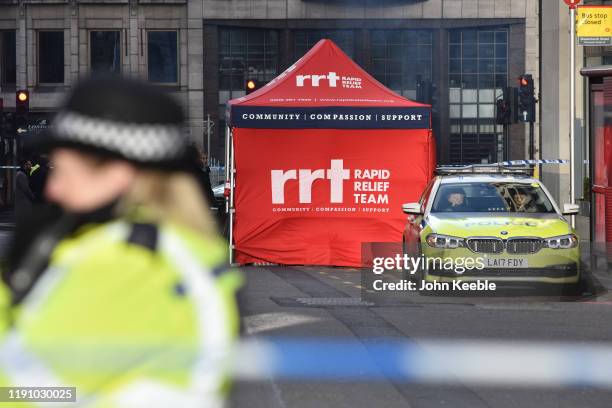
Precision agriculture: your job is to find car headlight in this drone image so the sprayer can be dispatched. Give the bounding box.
[426,233,465,249]
[543,234,578,249]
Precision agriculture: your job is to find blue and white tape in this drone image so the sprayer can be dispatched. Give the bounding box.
[501,159,568,166]
[233,338,612,388]
[3,337,612,388]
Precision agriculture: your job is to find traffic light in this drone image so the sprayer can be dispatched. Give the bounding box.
[496,99,510,125]
[517,75,536,123]
[430,82,438,114]
[416,80,438,113]
[496,87,518,125]
[245,79,260,95]
[415,80,428,103]
[15,90,29,132]
[16,90,29,116]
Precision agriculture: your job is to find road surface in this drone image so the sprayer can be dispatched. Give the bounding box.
[230,262,612,408]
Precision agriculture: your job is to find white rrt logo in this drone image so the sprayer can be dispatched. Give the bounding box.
[271,159,350,204]
[296,72,340,88]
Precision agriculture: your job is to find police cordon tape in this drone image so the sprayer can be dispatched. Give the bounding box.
[439,160,568,169]
[501,159,568,166]
[3,337,612,388]
[232,338,612,387]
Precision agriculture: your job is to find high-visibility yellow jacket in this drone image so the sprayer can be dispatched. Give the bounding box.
[29,164,40,177]
[0,218,242,408]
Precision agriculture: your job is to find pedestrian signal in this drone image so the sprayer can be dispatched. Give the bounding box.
[495,87,518,125]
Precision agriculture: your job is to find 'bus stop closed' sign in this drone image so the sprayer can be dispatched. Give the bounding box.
[577,6,612,46]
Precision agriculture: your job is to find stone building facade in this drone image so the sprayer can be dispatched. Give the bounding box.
[201,0,539,165]
[0,0,539,167]
[0,0,207,157]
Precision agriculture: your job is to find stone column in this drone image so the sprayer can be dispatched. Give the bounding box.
[187,0,205,152]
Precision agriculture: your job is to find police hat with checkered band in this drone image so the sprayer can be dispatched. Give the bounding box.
[34,78,189,167]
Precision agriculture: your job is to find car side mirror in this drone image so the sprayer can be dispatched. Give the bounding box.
[562,203,579,216]
[402,202,423,215]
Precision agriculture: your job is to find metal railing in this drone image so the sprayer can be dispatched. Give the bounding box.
[208,157,225,187]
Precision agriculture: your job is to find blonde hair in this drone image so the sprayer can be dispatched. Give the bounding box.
[117,170,218,236]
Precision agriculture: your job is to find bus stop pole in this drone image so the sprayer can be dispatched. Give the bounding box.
[569,4,576,228]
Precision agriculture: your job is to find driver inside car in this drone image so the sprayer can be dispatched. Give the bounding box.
[438,187,469,212]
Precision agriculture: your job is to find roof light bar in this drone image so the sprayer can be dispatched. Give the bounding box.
[435,160,568,176]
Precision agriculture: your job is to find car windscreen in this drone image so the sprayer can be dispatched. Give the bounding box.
[430,182,556,213]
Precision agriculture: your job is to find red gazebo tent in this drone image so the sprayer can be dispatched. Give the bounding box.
[225,39,435,266]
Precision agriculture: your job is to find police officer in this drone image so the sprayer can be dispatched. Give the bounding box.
[28,155,50,204]
[0,78,241,407]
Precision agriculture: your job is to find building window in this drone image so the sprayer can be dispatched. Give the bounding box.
[147,31,178,83]
[294,30,355,58]
[90,31,121,79]
[217,27,279,150]
[38,31,64,84]
[218,27,279,105]
[448,28,508,164]
[1,31,16,85]
[370,30,432,100]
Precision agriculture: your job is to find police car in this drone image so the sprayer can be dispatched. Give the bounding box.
[401,163,580,286]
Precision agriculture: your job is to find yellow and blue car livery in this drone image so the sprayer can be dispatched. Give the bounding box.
[402,173,580,285]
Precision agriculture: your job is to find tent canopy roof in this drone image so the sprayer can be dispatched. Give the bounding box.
[227,39,430,108]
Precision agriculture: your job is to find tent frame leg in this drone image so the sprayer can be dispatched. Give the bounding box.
[225,125,230,214]
[228,126,236,265]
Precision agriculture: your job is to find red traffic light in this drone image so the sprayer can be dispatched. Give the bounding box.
[519,77,529,87]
